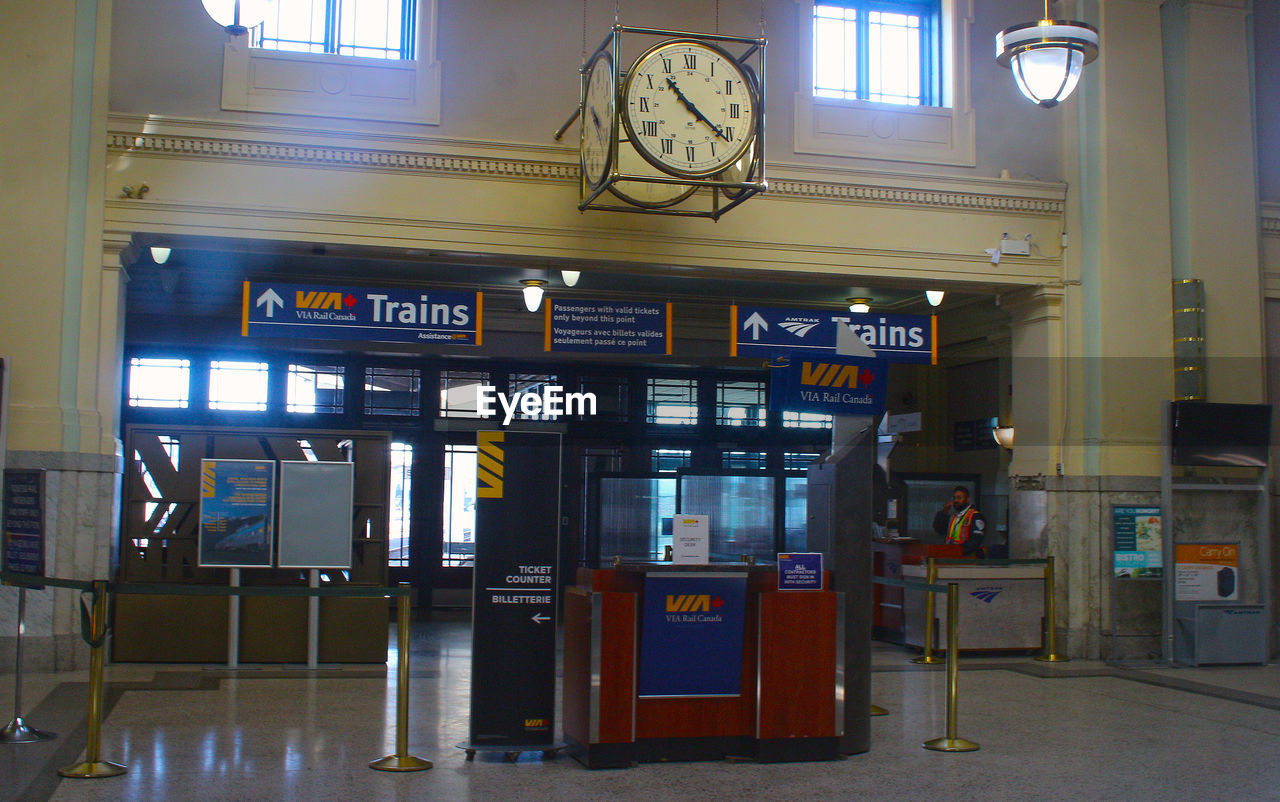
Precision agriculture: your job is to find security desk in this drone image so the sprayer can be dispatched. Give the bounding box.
[902,562,1044,651]
[563,564,842,768]
[872,540,963,637]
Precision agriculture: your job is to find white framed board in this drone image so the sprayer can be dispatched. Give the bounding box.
[277,460,354,569]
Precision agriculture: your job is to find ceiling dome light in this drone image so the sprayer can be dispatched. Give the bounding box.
[149,246,172,265]
[993,426,1016,449]
[561,270,580,287]
[996,3,1098,109]
[201,0,275,35]
[521,279,547,312]
[925,290,945,307]
[846,297,872,314]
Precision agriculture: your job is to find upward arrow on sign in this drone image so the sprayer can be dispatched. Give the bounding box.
[743,311,768,340]
[256,288,284,318]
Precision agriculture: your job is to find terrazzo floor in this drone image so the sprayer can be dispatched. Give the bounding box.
[3,614,1279,801]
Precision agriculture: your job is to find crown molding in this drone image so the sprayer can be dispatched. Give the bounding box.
[1262,203,1280,236]
[108,115,1066,218]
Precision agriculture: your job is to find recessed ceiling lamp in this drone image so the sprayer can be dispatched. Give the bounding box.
[925,290,945,307]
[521,279,547,312]
[201,0,276,35]
[149,246,172,265]
[561,270,581,287]
[846,297,872,314]
[996,1,1098,108]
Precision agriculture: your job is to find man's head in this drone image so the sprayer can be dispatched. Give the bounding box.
[951,486,970,510]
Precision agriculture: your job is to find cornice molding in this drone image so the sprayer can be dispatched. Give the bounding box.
[107,121,1065,217]
[1261,203,1280,236]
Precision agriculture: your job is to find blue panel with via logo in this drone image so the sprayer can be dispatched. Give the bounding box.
[638,574,747,697]
[731,305,934,364]
[243,282,481,345]
[770,356,888,416]
[777,553,824,590]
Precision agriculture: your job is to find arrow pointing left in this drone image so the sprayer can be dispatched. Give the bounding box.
[256,288,284,318]
[531,613,550,624]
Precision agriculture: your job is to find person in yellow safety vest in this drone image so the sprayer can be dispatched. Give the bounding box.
[932,486,987,557]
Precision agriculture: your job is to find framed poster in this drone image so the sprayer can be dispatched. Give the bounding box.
[198,459,275,568]
[1175,543,1240,601]
[3,470,45,577]
[277,460,354,569]
[1112,506,1162,579]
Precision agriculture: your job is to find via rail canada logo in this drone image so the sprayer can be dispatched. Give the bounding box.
[665,594,725,623]
[970,587,1004,603]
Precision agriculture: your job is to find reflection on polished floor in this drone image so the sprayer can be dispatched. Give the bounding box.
[3,613,1280,801]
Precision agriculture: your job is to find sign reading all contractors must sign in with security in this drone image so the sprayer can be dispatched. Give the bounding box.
[242,281,482,345]
[545,299,671,355]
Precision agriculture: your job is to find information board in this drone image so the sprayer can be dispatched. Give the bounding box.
[277,461,354,569]
[731,305,936,364]
[1175,543,1239,601]
[545,299,671,354]
[1113,506,1162,579]
[3,470,45,577]
[198,459,276,568]
[243,281,482,346]
[470,431,561,747]
[778,552,823,590]
[638,573,747,697]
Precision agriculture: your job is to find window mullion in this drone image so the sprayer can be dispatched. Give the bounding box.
[856,1,870,101]
[325,0,339,54]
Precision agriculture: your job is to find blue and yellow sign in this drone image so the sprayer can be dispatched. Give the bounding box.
[242,281,482,346]
[771,356,888,416]
[731,305,936,364]
[639,574,747,697]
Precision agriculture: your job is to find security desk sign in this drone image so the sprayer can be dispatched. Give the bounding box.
[778,552,823,590]
[672,514,710,564]
[770,356,888,416]
[197,459,275,568]
[242,281,482,346]
[730,305,936,364]
[470,431,561,747]
[3,470,45,577]
[545,299,672,355]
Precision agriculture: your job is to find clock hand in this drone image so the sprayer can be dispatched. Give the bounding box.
[666,76,730,141]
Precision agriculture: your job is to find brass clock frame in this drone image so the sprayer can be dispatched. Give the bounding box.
[560,24,767,221]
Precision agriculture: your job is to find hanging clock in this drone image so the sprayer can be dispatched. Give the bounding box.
[580,49,615,191]
[621,39,758,178]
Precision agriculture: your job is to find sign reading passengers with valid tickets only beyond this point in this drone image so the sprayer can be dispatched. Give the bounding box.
[545,299,672,355]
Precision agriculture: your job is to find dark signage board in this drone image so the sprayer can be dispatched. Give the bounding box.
[770,356,887,416]
[197,459,276,568]
[3,470,46,577]
[731,305,936,364]
[638,573,747,697]
[242,281,482,346]
[778,552,823,590]
[470,431,561,746]
[952,418,999,452]
[544,299,672,354]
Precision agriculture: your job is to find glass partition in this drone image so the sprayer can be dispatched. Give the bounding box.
[599,477,676,562]
[678,474,777,562]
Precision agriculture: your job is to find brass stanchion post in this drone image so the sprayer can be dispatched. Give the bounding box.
[1036,556,1070,662]
[912,557,943,664]
[370,584,432,771]
[923,582,979,752]
[59,581,126,778]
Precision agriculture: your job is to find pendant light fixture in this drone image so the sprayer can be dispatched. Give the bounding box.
[561,270,581,287]
[201,0,275,35]
[925,290,945,307]
[996,0,1098,108]
[521,279,547,312]
[846,297,872,314]
[149,246,172,265]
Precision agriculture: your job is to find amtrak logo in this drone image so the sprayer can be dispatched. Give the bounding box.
[970,587,1003,603]
[780,320,820,338]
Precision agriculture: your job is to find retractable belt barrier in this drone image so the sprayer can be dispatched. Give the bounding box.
[872,574,979,752]
[0,574,430,777]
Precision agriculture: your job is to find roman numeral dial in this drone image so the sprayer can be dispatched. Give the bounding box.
[579,51,616,190]
[621,39,757,178]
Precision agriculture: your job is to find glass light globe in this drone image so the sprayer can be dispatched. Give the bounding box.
[201,0,275,35]
[1010,46,1084,108]
[521,281,546,312]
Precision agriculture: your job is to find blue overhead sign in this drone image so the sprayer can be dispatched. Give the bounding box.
[730,305,936,364]
[545,299,672,354]
[771,356,888,416]
[242,282,482,345]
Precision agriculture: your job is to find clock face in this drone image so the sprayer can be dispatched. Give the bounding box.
[581,51,615,189]
[609,139,699,208]
[622,40,757,178]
